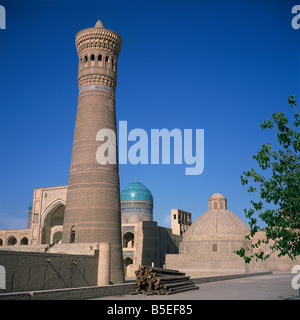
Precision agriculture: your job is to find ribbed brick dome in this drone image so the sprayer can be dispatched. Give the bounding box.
[184,194,249,241]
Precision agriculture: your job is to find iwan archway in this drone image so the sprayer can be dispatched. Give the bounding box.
[41,199,65,244]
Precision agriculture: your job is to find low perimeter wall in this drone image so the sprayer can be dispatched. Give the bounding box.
[0,282,136,300]
[192,271,272,284]
[0,249,99,293]
[0,272,272,300]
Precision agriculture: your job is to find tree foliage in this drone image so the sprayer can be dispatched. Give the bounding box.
[236,96,300,263]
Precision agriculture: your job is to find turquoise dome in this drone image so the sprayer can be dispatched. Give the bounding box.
[28,200,33,211]
[121,181,153,202]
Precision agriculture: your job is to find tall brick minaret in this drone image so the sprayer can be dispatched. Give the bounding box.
[62,20,124,283]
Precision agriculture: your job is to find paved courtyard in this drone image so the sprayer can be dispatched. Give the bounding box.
[96,272,299,300]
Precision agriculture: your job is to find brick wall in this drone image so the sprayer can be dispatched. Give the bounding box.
[0,250,98,293]
[0,282,136,300]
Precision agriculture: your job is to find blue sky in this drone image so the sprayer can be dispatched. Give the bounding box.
[0,0,299,230]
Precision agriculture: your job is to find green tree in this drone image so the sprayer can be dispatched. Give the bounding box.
[236,96,300,263]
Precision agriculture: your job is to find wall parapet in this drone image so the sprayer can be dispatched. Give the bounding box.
[0,282,135,300]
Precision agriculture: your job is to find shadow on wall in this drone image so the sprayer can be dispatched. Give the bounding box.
[0,250,99,293]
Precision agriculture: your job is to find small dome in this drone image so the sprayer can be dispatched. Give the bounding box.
[208,193,227,210]
[28,200,33,211]
[210,193,225,199]
[121,181,153,202]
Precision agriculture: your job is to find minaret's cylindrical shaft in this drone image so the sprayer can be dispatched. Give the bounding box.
[62,21,124,283]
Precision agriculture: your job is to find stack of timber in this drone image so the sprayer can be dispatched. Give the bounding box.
[134,265,199,295]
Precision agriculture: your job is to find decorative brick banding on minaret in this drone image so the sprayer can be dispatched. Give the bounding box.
[62,20,124,284]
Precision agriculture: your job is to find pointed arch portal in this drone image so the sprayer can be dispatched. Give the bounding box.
[41,200,65,244]
[123,257,133,277]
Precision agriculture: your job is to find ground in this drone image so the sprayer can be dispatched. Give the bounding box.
[95,273,299,300]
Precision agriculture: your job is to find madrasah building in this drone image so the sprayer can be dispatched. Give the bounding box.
[0,19,298,293]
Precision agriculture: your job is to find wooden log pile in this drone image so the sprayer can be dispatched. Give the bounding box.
[134,265,199,295]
